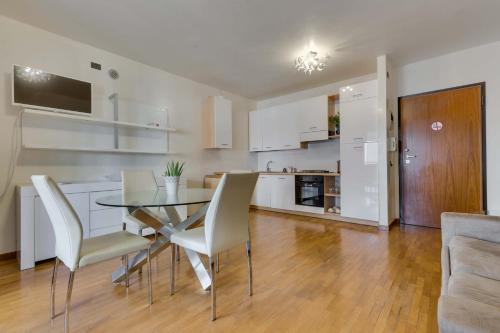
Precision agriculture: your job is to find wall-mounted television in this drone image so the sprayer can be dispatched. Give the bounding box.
[12,65,92,115]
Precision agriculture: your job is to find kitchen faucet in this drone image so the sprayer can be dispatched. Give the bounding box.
[266,160,274,172]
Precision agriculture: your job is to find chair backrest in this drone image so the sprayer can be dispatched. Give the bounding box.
[31,176,82,271]
[121,170,159,218]
[204,172,258,256]
[122,169,158,192]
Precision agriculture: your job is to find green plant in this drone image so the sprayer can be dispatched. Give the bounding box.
[163,161,185,177]
[328,114,340,128]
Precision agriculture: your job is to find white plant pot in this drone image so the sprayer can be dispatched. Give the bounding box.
[164,176,180,196]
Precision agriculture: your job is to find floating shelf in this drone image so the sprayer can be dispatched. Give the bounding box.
[328,135,340,140]
[23,108,176,132]
[22,144,172,155]
[325,193,341,197]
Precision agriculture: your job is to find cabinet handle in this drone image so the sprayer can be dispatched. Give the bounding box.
[220,143,229,146]
[353,146,363,150]
[265,146,272,149]
[353,137,364,142]
[310,126,317,130]
[284,144,292,147]
[353,93,363,98]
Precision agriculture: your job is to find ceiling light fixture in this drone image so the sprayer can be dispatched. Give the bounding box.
[295,49,329,75]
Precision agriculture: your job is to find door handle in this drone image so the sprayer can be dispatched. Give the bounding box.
[406,154,417,159]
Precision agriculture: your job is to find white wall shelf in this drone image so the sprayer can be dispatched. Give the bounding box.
[23,108,176,132]
[22,144,171,155]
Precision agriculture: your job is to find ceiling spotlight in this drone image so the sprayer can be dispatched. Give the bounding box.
[295,50,329,75]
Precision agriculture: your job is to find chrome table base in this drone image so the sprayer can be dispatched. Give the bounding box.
[111,203,212,290]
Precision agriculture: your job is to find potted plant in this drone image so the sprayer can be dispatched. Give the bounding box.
[328,114,340,135]
[163,161,185,195]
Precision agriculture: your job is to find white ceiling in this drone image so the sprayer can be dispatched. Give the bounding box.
[2,0,500,99]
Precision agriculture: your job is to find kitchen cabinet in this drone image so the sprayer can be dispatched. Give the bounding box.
[340,142,379,221]
[203,95,232,149]
[260,105,300,151]
[34,192,89,261]
[340,81,378,144]
[270,175,295,210]
[249,110,262,151]
[339,80,377,103]
[298,95,329,142]
[252,175,272,207]
[251,175,295,209]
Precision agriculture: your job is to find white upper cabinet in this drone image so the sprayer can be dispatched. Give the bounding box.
[275,104,300,150]
[203,96,232,149]
[339,80,377,103]
[249,110,262,152]
[261,107,280,151]
[340,80,378,143]
[298,95,329,142]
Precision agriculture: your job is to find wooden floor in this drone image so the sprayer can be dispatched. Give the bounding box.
[0,210,441,333]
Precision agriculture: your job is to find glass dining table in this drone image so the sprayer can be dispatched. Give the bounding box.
[96,188,215,290]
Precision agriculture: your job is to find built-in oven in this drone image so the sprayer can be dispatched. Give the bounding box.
[295,175,324,208]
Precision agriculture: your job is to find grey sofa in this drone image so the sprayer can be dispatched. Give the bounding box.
[439,213,500,332]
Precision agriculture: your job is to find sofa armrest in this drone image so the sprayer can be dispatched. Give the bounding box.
[441,212,500,247]
[441,213,500,296]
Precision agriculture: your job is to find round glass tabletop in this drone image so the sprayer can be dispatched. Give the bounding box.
[95,188,214,208]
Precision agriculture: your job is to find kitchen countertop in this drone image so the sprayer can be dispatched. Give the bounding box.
[212,171,340,177]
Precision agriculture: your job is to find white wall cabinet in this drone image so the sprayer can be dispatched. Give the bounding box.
[249,110,262,151]
[34,192,89,262]
[270,175,295,210]
[250,94,329,152]
[298,95,329,142]
[340,96,378,143]
[203,95,232,149]
[339,80,377,103]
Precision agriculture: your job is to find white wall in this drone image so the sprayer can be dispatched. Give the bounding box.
[396,40,500,215]
[0,15,256,255]
[256,74,376,172]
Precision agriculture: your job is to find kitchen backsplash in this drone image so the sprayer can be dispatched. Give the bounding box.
[257,140,340,172]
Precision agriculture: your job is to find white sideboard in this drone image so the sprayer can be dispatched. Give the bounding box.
[16,179,186,270]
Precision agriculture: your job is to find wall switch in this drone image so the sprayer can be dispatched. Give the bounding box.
[388,137,397,152]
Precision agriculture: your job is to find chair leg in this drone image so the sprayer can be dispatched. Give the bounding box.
[209,257,216,321]
[170,244,176,295]
[64,271,75,333]
[246,240,253,296]
[123,255,129,288]
[147,248,153,305]
[50,258,60,319]
[139,230,143,274]
[215,253,220,273]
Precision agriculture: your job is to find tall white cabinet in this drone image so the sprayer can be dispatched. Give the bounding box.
[340,80,379,222]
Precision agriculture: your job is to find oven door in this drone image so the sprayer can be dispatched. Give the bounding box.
[295,180,324,207]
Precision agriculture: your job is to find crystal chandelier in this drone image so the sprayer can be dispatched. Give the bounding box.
[295,50,329,75]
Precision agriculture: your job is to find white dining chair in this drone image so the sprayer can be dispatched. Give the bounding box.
[170,172,258,321]
[31,175,153,333]
[122,170,169,235]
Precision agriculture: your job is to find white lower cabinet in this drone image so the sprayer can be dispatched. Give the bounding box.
[270,175,295,210]
[34,192,90,262]
[251,175,295,210]
[340,142,379,221]
[252,175,272,207]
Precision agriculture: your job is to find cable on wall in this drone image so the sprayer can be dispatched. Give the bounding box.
[0,111,21,200]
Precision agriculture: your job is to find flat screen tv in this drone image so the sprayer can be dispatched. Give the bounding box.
[12,65,92,115]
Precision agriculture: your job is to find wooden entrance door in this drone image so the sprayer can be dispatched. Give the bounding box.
[399,84,485,228]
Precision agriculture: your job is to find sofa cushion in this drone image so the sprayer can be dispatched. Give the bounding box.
[439,295,500,333]
[449,272,500,308]
[449,236,500,281]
